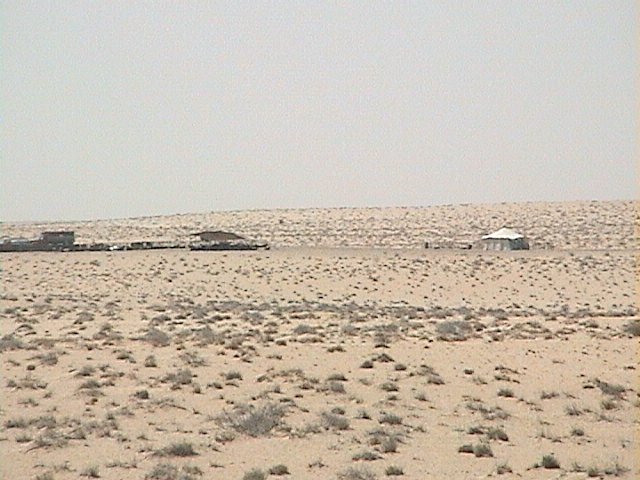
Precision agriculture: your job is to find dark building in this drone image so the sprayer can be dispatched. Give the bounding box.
[41,231,75,248]
[192,231,245,242]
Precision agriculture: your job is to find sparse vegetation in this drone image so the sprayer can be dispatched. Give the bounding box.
[378,413,402,425]
[622,319,640,337]
[268,464,290,475]
[80,465,100,478]
[338,466,377,480]
[385,465,404,476]
[156,441,198,457]
[217,403,285,437]
[242,469,266,480]
[540,454,561,469]
[321,411,350,431]
[497,388,514,398]
[352,450,380,461]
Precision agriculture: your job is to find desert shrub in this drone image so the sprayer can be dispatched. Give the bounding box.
[360,360,374,369]
[594,379,625,398]
[321,412,350,431]
[541,454,560,469]
[603,462,628,476]
[385,465,403,476]
[145,463,178,480]
[76,365,96,377]
[79,379,102,390]
[352,451,381,461]
[458,444,474,454]
[466,401,510,420]
[224,371,243,381]
[565,404,582,416]
[5,417,28,429]
[293,324,315,335]
[134,389,150,400]
[144,355,158,367]
[338,466,377,480]
[35,474,55,480]
[497,388,514,398]
[540,390,559,400]
[242,469,266,480]
[379,413,402,425]
[15,433,32,443]
[587,466,600,477]
[436,320,473,341]
[414,392,427,402]
[570,426,585,437]
[268,464,289,475]
[40,352,59,366]
[163,369,193,385]
[374,353,394,363]
[496,463,512,474]
[325,381,346,393]
[80,465,100,478]
[0,334,25,352]
[157,441,197,457]
[368,428,401,452]
[380,436,399,453]
[217,403,285,437]
[142,328,171,347]
[415,364,445,384]
[487,427,508,441]
[622,319,640,337]
[380,382,398,392]
[327,373,348,381]
[356,408,371,420]
[473,443,493,457]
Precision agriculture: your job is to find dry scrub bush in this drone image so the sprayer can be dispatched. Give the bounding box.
[156,441,198,457]
[338,466,377,480]
[321,412,350,431]
[217,403,285,437]
[243,469,266,480]
[436,320,473,341]
[622,319,640,337]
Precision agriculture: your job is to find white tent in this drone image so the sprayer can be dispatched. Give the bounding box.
[480,227,529,250]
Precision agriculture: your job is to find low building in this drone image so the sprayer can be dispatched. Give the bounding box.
[192,231,245,242]
[480,227,529,251]
[41,231,75,248]
[189,230,268,251]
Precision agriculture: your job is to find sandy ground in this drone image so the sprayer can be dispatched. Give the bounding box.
[1,202,638,480]
[2,200,637,250]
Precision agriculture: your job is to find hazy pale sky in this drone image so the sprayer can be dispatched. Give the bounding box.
[1,1,637,221]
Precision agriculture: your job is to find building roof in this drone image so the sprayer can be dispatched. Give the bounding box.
[191,230,245,240]
[481,227,524,240]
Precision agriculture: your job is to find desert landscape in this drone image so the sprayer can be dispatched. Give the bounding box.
[1,200,638,480]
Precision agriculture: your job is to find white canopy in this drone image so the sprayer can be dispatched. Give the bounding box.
[482,227,524,240]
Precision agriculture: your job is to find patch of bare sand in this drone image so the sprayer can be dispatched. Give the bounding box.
[1,217,638,479]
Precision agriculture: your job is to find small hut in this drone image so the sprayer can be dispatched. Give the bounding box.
[480,227,529,251]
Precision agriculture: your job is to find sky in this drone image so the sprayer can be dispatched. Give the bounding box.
[1,1,637,221]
